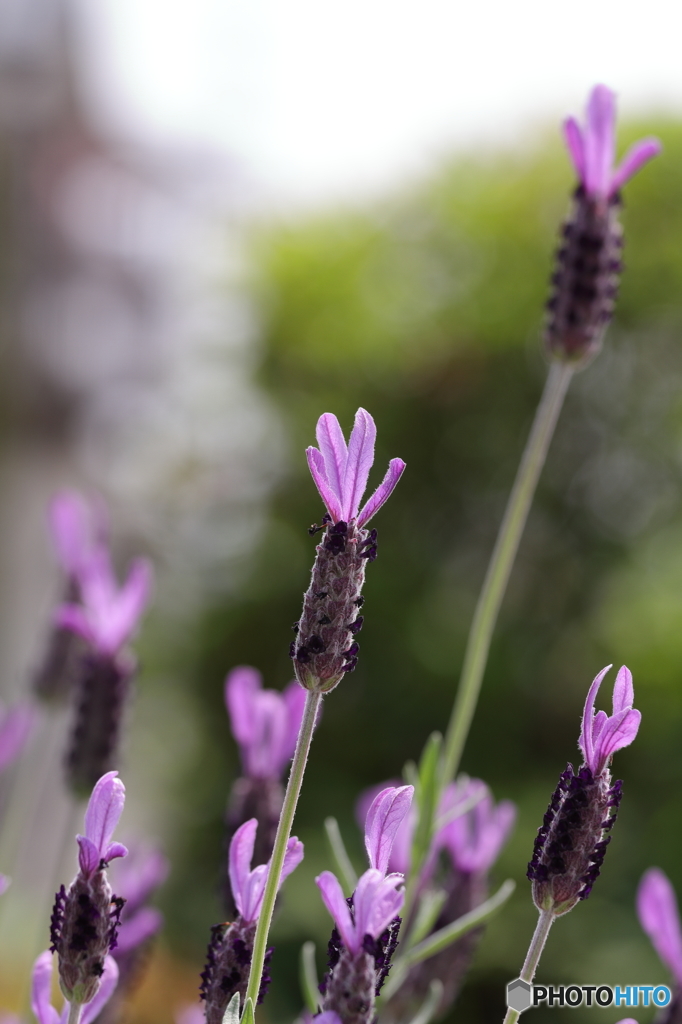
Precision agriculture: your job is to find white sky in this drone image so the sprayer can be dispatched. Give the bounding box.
[81,0,682,206]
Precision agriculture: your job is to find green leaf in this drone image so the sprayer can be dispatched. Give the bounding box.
[222,993,240,1024]
[404,879,516,966]
[240,997,255,1024]
[410,732,442,874]
[405,980,444,1024]
[324,817,358,894]
[404,887,448,950]
[299,941,319,1014]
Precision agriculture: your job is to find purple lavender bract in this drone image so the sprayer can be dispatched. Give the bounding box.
[292,409,405,693]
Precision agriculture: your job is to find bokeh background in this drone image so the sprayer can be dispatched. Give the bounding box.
[0,2,681,1024]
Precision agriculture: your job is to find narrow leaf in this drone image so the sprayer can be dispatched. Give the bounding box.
[405,980,444,1024]
[410,733,442,873]
[404,888,448,950]
[405,879,516,966]
[300,941,319,1014]
[240,997,255,1024]
[324,817,358,894]
[222,993,240,1024]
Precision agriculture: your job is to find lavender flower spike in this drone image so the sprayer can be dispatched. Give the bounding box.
[637,868,682,987]
[51,772,128,1006]
[546,85,661,365]
[292,409,405,692]
[527,665,639,915]
[32,950,119,1024]
[200,820,304,1022]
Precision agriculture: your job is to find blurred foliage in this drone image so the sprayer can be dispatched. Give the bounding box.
[159,118,682,1024]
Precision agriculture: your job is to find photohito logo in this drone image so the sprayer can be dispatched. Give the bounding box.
[506,979,672,1013]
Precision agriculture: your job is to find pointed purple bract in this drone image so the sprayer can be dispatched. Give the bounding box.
[49,492,107,580]
[637,868,682,986]
[364,785,414,876]
[441,788,516,874]
[225,667,306,779]
[0,701,35,773]
[57,548,152,658]
[316,868,404,956]
[579,665,641,776]
[562,84,661,200]
[76,771,128,880]
[306,408,405,526]
[228,818,303,923]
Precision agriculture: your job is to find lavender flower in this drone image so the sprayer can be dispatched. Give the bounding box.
[291,409,405,692]
[200,819,304,1022]
[57,540,152,795]
[31,951,119,1024]
[50,772,128,1007]
[637,869,682,987]
[316,786,412,1024]
[527,665,640,915]
[545,84,661,365]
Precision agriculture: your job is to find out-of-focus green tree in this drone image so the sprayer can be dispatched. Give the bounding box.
[164,119,682,1024]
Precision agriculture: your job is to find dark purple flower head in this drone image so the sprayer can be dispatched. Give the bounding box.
[49,492,108,582]
[225,667,306,780]
[364,785,414,876]
[563,85,661,202]
[441,786,516,875]
[31,950,118,1024]
[306,409,405,527]
[316,868,405,957]
[76,771,128,881]
[57,547,152,658]
[0,700,35,772]
[637,868,682,986]
[229,818,303,923]
[579,664,641,777]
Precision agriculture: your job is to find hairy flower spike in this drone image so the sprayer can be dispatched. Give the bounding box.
[294,410,405,692]
[31,950,119,1024]
[527,665,639,915]
[545,85,661,366]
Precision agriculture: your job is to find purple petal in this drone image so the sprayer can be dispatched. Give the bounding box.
[241,863,269,922]
[245,690,288,778]
[81,956,119,1024]
[579,664,613,771]
[364,785,414,875]
[84,771,126,858]
[306,447,343,522]
[98,558,152,655]
[225,666,261,748]
[77,835,101,878]
[0,874,10,895]
[114,846,169,913]
[280,836,305,883]
[612,665,634,714]
[315,1015,342,1024]
[104,841,128,865]
[357,458,406,528]
[174,1006,205,1024]
[584,84,616,198]
[48,492,93,578]
[0,702,35,773]
[316,870,357,952]
[342,409,376,521]
[54,604,93,645]
[443,793,516,873]
[115,907,163,955]
[282,681,307,765]
[228,819,257,918]
[562,117,586,184]
[638,868,682,984]
[315,414,348,502]
[611,138,662,194]
[594,708,641,771]
[30,952,60,1024]
[353,869,404,945]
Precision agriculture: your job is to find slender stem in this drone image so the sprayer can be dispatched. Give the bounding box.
[441,361,574,785]
[245,689,322,1009]
[502,908,555,1024]
[67,1002,84,1024]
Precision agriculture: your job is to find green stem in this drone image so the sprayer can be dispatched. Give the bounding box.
[67,1002,83,1024]
[441,361,573,786]
[502,908,555,1024]
[245,689,322,1009]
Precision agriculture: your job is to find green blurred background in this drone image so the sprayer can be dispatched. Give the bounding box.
[138,117,682,1023]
